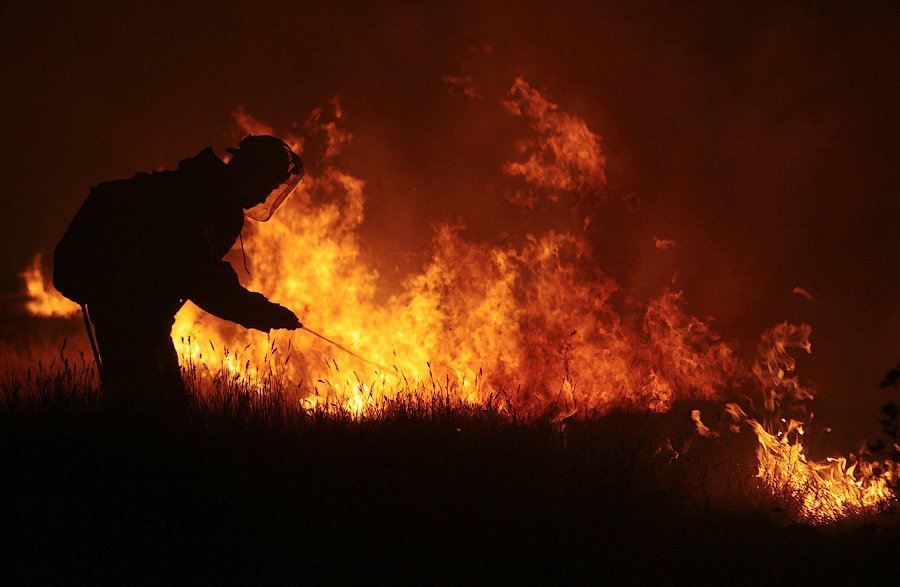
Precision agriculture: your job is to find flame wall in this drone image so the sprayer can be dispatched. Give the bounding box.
[172,90,743,414]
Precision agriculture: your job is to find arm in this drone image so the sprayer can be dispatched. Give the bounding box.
[186,259,300,332]
[176,191,300,332]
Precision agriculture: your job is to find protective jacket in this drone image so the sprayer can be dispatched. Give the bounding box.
[54,148,285,331]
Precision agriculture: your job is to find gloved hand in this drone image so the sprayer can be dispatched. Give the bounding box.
[267,303,303,330]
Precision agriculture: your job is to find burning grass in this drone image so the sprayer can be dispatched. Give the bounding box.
[1,337,898,582]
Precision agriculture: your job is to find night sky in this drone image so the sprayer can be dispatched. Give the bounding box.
[2,1,897,439]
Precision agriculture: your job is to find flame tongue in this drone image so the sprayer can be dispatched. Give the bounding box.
[21,254,79,318]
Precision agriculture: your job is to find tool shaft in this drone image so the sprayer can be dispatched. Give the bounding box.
[300,325,385,371]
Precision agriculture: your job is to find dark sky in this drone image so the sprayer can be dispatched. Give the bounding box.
[2,1,898,438]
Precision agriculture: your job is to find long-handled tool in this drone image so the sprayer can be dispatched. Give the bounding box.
[299,324,387,373]
[81,304,103,377]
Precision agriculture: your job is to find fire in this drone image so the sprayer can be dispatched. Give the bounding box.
[748,418,896,523]
[746,324,897,522]
[502,77,606,206]
[21,253,80,318]
[169,90,741,416]
[20,79,897,523]
[694,323,899,523]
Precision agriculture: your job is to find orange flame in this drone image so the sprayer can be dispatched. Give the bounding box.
[21,253,80,318]
[169,91,739,416]
[748,418,896,523]
[502,78,607,206]
[730,324,895,523]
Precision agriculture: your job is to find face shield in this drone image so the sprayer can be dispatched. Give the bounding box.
[244,173,303,221]
[244,150,304,222]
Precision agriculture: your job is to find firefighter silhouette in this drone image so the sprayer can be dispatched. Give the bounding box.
[53,135,304,417]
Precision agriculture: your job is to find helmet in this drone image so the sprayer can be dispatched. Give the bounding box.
[226,135,304,221]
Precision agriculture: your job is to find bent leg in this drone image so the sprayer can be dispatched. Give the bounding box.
[88,300,187,427]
